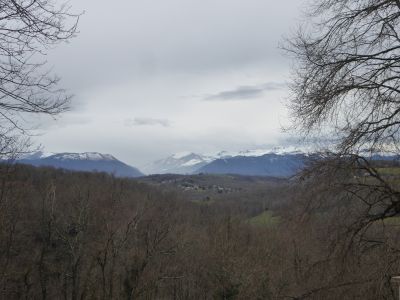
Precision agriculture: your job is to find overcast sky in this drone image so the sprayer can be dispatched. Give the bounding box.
[33,0,307,167]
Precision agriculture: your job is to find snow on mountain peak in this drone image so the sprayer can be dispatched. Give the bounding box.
[18,151,55,160]
[202,146,310,160]
[52,152,116,161]
[235,146,312,157]
[181,158,204,167]
[142,152,212,175]
[172,151,194,159]
[20,151,119,161]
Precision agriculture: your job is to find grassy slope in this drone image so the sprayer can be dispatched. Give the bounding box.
[248,211,281,227]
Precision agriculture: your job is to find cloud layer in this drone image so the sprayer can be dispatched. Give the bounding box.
[205,82,286,101]
[124,117,171,127]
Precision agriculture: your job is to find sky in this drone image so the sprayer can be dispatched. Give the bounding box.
[33,0,307,167]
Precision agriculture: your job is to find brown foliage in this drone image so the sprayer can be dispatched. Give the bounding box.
[0,164,399,299]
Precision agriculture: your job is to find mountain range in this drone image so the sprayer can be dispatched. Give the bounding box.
[10,147,400,179]
[197,152,310,177]
[142,147,313,177]
[18,152,144,178]
[15,147,312,178]
[141,151,231,175]
[151,148,400,176]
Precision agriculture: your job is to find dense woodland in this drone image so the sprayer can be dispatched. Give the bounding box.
[0,161,399,299]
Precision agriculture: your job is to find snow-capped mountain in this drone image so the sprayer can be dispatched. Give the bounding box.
[19,151,55,160]
[18,152,144,178]
[195,146,400,177]
[142,147,313,176]
[141,152,215,175]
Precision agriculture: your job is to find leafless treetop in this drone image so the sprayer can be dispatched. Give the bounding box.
[0,0,79,155]
[287,0,400,154]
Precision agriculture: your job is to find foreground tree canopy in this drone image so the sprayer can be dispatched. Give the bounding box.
[287,0,400,290]
[0,0,79,155]
[287,0,400,154]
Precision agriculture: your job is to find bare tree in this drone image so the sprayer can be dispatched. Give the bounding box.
[287,0,400,154]
[0,0,79,157]
[286,0,400,224]
[285,1,400,297]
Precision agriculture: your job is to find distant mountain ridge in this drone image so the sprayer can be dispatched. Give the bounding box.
[143,146,400,177]
[141,152,215,175]
[17,147,399,179]
[143,147,313,177]
[197,153,311,177]
[17,152,144,178]
[194,148,400,177]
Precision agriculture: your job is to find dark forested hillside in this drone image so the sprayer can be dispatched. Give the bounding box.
[0,163,399,299]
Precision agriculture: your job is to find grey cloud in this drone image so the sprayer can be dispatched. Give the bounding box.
[28,113,91,131]
[46,0,302,92]
[205,82,286,101]
[124,117,171,128]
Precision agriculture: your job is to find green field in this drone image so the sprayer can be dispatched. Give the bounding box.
[376,167,400,176]
[382,216,400,225]
[248,211,281,227]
